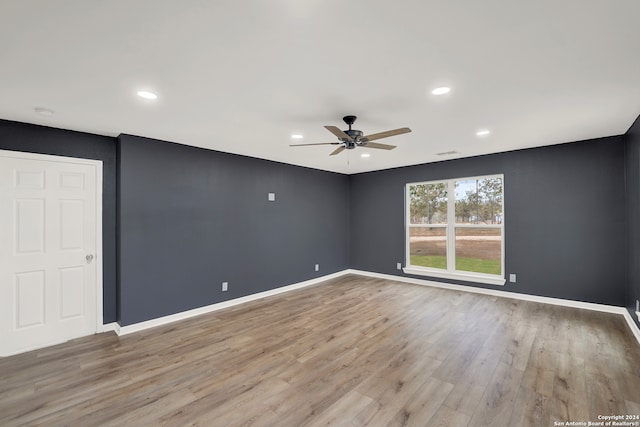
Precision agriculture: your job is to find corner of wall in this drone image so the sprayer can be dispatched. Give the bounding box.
[624,113,640,330]
[115,135,123,324]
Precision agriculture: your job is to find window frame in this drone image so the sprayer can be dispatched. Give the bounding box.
[403,174,505,286]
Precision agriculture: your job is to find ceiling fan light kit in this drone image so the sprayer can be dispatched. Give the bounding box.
[290,115,411,156]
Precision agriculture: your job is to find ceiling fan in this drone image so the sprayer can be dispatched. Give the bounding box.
[290,115,411,156]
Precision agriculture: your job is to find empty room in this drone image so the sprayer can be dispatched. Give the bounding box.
[1,1,640,426]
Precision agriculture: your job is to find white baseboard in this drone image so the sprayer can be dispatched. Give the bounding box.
[346,269,640,345]
[114,270,350,336]
[106,268,640,346]
[98,322,119,334]
[624,311,640,345]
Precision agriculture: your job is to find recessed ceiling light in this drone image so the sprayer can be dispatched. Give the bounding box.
[291,134,304,140]
[137,90,157,100]
[476,129,491,136]
[34,107,54,117]
[431,86,451,95]
[360,153,370,158]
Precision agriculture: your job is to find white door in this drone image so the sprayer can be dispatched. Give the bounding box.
[0,150,102,357]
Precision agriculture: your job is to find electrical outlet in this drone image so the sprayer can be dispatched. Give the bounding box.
[509,274,516,283]
[315,264,319,272]
[268,192,276,202]
[397,262,402,270]
[222,282,228,292]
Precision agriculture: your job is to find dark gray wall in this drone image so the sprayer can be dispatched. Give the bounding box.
[350,136,627,306]
[117,134,350,325]
[0,119,118,323]
[625,115,640,328]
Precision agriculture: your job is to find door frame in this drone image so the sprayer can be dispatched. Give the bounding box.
[0,149,104,334]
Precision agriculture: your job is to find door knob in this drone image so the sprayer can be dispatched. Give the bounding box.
[86,254,94,264]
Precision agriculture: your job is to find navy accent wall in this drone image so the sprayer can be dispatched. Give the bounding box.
[0,119,118,323]
[117,134,350,325]
[350,136,626,306]
[625,115,640,328]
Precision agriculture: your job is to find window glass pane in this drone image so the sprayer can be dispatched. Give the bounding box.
[409,227,447,269]
[408,183,448,225]
[455,227,502,275]
[455,177,503,224]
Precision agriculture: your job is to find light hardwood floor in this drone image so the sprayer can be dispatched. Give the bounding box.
[1,275,640,426]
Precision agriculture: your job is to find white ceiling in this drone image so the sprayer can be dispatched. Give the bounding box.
[1,1,639,174]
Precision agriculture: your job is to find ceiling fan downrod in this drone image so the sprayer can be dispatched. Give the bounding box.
[343,115,357,131]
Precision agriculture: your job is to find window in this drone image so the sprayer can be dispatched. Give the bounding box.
[404,175,504,285]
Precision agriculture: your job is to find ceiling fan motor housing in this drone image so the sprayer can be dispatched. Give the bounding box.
[345,141,357,149]
[344,129,363,143]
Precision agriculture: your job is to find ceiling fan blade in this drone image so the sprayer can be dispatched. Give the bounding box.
[363,142,396,150]
[330,146,346,156]
[361,127,411,142]
[290,142,341,147]
[325,125,352,141]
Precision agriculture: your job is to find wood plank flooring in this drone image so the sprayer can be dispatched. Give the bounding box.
[1,275,640,426]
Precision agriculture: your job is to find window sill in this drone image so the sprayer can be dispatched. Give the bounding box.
[402,267,506,286]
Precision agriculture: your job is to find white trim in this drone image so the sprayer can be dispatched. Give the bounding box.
[0,149,100,166]
[115,270,348,335]
[403,266,506,286]
[447,182,455,271]
[347,269,640,345]
[94,160,104,333]
[451,224,503,228]
[99,322,119,334]
[0,149,104,336]
[623,311,640,345]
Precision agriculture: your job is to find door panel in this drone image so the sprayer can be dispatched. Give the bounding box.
[1,151,101,356]
[14,270,45,329]
[15,169,45,189]
[15,199,45,254]
[60,200,84,250]
[60,267,85,319]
